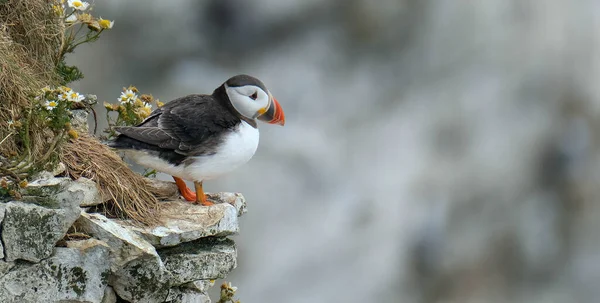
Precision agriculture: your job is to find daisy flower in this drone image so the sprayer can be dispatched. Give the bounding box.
[134,98,144,107]
[45,100,59,111]
[138,103,153,117]
[119,89,137,104]
[67,92,85,103]
[67,0,89,11]
[98,18,114,29]
[226,282,237,292]
[65,14,78,23]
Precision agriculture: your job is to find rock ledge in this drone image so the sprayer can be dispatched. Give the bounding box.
[0,174,245,303]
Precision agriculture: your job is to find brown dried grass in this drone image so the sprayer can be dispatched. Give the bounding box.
[0,0,161,225]
[0,0,62,160]
[60,134,161,225]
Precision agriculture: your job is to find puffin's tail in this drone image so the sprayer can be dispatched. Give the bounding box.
[106,135,138,150]
[105,127,140,149]
[106,134,165,153]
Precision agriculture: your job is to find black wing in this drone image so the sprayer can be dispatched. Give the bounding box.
[110,94,240,157]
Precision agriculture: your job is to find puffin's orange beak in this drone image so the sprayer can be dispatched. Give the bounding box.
[258,96,285,126]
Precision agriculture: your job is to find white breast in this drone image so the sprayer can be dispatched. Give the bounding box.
[122,121,260,182]
[185,121,259,181]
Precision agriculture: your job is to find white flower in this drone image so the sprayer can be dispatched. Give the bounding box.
[226,282,237,292]
[65,14,78,23]
[57,94,66,101]
[45,100,59,111]
[66,92,85,103]
[67,0,89,11]
[98,18,114,29]
[119,89,137,104]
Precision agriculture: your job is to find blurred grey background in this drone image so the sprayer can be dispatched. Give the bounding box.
[69,1,600,302]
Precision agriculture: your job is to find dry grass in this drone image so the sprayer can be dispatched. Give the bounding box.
[60,134,160,226]
[0,0,63,70]
[0,0,62,162]
[0,0,161,225]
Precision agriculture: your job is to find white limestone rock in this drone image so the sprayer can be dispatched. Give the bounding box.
[21,174,101,208]
[159,237,237,285]
[206,192,247,217]
[181,280,214,293]
[69,177,103,207]
[74,212,170,302]
[74,212,158,271]
[123,201,239,248]
[0,243,110,302]
[51,162,66,177]
[58,196,243,302]
[110,255,170,303]
[101,286,117,303]
[19,176,72,208]
[166,287,211,303]
[0,261,14,278]
[2,201,80,262]
[66,237,110,251]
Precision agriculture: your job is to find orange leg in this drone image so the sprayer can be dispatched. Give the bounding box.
[194,181,214,206]
[173,176,196,201]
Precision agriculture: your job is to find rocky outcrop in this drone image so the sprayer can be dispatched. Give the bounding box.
[166,287,211,303]
[20,173,99,209]
[124,194,244,248]
[0,172,245,302]
[2,201,80,262]
[160,237,237,285]
[0,242,111,302]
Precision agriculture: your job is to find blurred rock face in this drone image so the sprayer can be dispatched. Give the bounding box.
[70,0,600,302]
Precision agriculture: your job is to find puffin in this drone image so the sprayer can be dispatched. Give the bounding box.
[108,75,285,206]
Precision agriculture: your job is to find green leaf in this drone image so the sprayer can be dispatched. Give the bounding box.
[56,60,84,85]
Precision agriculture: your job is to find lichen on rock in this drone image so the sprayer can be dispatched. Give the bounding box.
[0,170,245,302]
[2,201,80,262]
[160,237,237,285]
[0,243,110,302]
[122,195,245,248]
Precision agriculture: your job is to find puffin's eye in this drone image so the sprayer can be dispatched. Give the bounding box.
[250,92,258,100]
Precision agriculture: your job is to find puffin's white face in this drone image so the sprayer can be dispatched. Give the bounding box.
[225,84,271,119]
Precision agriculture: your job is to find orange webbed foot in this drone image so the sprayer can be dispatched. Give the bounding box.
[173,176,196,202]
[195,181,214,206]
[172,177,214,206]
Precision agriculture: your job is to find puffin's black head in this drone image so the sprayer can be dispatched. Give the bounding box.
[219,74,285,126]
